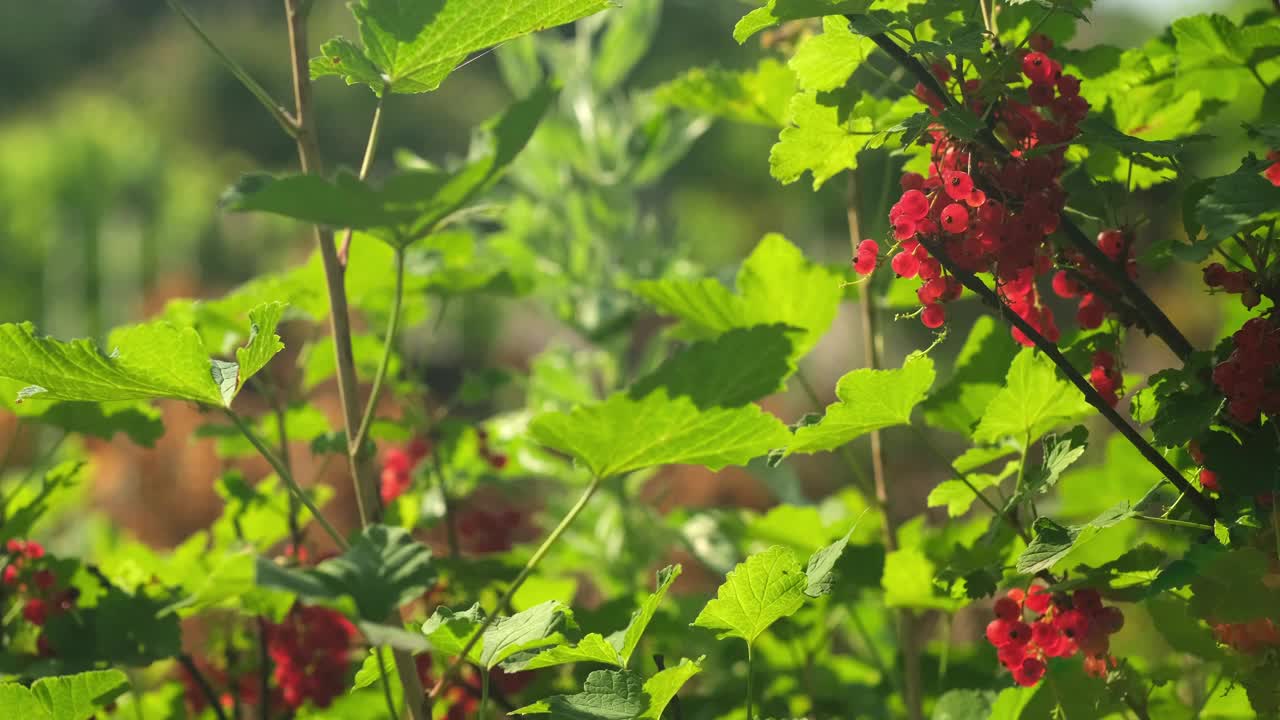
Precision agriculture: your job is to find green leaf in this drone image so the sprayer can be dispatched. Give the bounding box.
[529,388,791,479]
[0,670,129,720]
[512,669,649,719]
[0,304,285,408]
[638,657,703,719]
[1195,159,1280,243]
[633,234,843,359]
[224,87,556,245]
[734,0,873,44]
[927,468,1008,518]
[971,348,1091,445]
[510,633,623,671]
[0,379,163,446]
[692,545,806,646]
[802,525,855,598]
[788,352,935,455]
[1075,117,1199,158]
[789,16,875,92]
[1130,358,1220,448]
[1022,426,1088,497]
[882,547,961,611]
[313,0,611,94]
[351,649,399,692]
[628,325,794,408]
[654,59,796,127]
[1015,503,1135,574]
[422,604,486,664]
[770,91,904,190]
[935,106,985,142]
[932,689,997,720]
[482,600,574,669]
[256,524,435,622]
[1172,14,1250,68]
[234,302,285,395]
[1189,547,1280,623]
[614,565,682,666]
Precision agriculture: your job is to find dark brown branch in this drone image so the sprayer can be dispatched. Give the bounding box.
[919,237,1218,519]
[179,655,231,720]
[861,26,1195,362]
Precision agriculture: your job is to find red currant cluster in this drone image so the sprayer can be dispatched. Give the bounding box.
[857,35,1102,343]
[1213,618,1280,654]
[265,603,356,709]
[986,585,1124,687]
[380,437,431,504]
[3,539,78,657]
[1210,317,1280,424]
[1203,263,1262,310]
[1089,350,1124,407]
[1266,150,1280,187]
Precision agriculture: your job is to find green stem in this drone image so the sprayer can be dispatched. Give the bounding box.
[338,84,391,264]
[745,644,754,720]
[481,668,491,720]
[1134,514,1212,532]
[162,0,297,137]
[351,247,406,458]
[428,475,606,699]
[377,646,400,720]
[1247,63,1271,92]
[225,410,348,550]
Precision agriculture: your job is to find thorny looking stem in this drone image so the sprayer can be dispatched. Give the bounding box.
[428,475,606,699]
[280,1,427,716]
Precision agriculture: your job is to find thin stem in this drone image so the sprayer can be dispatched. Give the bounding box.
[178,655,230,720]
[862,28,1195,362]
[1134,514,1212,532]
[162,0,297,137]
[1190,673,1223,719]
[919,238,1219,519]
[480,668,491,720]
[377,646,400,720]
[848,169,922,720]
[280,4,427,716]
[338,85,391,264]
[429,451,461,558]
[351,247,405,459]
[259,379,303,549]
[225,410,348,550]
[745,644,754,720]
[1247,63,1271,92]
[428,475,606,699]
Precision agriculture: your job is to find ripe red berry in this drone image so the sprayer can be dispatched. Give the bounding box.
[940,203,970,233]
[33,569,55,591]
[921,303,946,329]
[1199,468,1221,493]
[1013,657,1047,687]
[942,170,974,201]
[1021,52,1055,85]
[1025,585,1052,614]
[1097,229,1126,259]
[892,250,921,279]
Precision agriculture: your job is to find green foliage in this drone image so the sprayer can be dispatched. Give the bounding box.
[1016,503,1135,574]
[0,302,284,408]
[633,233,843,359]
[787,352,935,455]
[256,524,435,622]
[692,545,806,646]
[0,670,129,720]
[311,0,611,94]
[654,60,796,126]
[972,349,1091,445]
[770,91,915,189]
